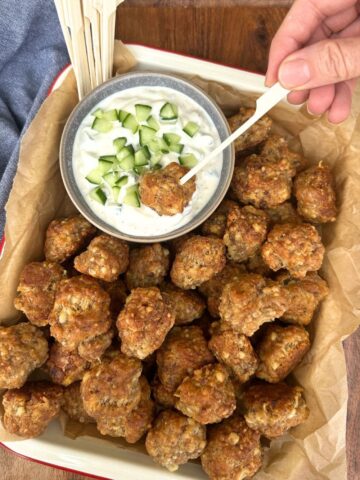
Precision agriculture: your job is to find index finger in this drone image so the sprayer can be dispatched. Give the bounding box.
[265,0,358,85]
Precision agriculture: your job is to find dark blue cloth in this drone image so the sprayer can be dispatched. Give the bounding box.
[0,0,69,236]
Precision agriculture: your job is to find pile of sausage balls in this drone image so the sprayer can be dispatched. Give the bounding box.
[0,106,336,480]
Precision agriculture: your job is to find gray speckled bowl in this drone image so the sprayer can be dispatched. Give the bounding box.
[60,71,234,242]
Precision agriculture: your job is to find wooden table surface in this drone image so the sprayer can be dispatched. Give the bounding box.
[2,1,359,479]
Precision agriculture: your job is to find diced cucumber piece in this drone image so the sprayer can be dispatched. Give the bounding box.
[112,186,121,202]
[163,133,181,145]
[118,154,135,172]
[103,172,120,187]
[118,110,130,123]
[102,109,118,121]
[179,153,198,168]
[147,138,169,154]
[92,108,103,118]
[150,152,162,166]
[183,121,200,137]
[127,184,139,194]
[89,187,107,205]
[123,187,140,208]
[135,147,150,166]
[98,158,113,174]
[152,164,162,171]
[159,137,170,153]
[99,155,117,163]
[160,102,178,120]
[134,166,148,175]
[116,175,128,187]
[92,117,113,133]
[139,126,157,146]
[117,146,135,161]
[86,169,103,185]
[123,113,138,134]
[168,143,184,154]
[147,115,160,131]
[113,137,127,152]
[148,139,161,153]
[135,104,152,122]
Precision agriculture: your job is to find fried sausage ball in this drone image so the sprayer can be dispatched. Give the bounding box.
[44,214,96,263]
[277,272,329,325]
[74,234,129,282]
[125,243,170,290]
[100,278,128,319]
[175,364,236,424]
[223,204,269,262]
[227,107,272,153]
[209,322,258,383]
[294,162,337,223]
[161,282,206,325]
[0,322,48,389]
[62,382,94,424]
[199,263,247,318]
[171,236,226,290]
[201,415,262,480]
[219,274,288,336]
[231,154,296,208]
[246,251,271,276]
[96,377,155,443]
[14,261,67,327]
[49,275,112,352]
[151,375,177,408]
[145,410,206,472]
[2,381,63,438]
[201,200,238,238]
[255,324,311,383]
[117,287,175,359]
[44,342,89,386]
[265,201,302,226]
[81,353,142,419]
[77,328,114,362]
[243,382,309,438]
[261,223,325,279]
[139,162,196,216]
[156,326,214,391]
[260,134,307,172]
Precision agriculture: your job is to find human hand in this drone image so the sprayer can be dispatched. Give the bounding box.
[266,0,360,123]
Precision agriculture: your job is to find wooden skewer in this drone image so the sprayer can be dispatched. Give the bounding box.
[180,83,290,185]
[55,0,123,96]
[109,0,124,78]
[63,0,89,99]
[85,0,102,86]
[93,0,123,82]
[54,0,75,66]
[82,0,97,89]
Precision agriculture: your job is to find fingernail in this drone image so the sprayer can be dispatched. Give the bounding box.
[279,59,311,89]
[265,78,274,88]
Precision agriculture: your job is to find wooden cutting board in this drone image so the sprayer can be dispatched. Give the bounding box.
[115,0,292,73]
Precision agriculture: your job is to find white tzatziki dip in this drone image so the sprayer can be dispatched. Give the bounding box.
[73,86,222,236]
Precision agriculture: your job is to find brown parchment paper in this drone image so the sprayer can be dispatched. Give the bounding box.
[0,41,359,479]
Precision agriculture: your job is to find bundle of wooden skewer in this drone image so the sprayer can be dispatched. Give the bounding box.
[54,0,124,99]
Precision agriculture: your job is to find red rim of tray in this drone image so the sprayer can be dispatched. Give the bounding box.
[0,43,262,479]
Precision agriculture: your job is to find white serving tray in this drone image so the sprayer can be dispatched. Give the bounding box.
[1,44,278,480]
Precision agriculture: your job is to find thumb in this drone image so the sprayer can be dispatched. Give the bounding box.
[278,37,360,90]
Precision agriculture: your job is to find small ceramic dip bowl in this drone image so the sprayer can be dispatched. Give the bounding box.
[60,71,234,242]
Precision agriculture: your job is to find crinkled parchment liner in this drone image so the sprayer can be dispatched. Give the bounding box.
[0,42,359,480]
